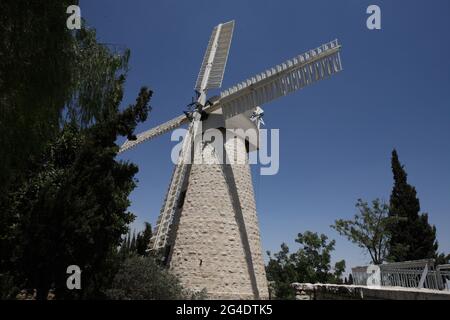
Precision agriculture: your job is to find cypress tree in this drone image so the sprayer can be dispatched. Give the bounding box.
[130,231,137,253]
[388,149,438,262]
[136,222,152,256]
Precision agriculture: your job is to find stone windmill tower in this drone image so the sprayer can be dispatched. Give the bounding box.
[119,20,342,299]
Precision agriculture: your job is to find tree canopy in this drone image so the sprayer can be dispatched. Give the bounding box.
[106,255,185,300]
[266,231,345,299]
[0,1,157,299]
[332,198,396,265]
[0,0,78,194]
[7,86,151,299]
[0,1,134,281]
[0,0,130,195]
[119,222,153,258]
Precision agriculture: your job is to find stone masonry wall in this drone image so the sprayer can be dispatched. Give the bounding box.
[167,133,269,299]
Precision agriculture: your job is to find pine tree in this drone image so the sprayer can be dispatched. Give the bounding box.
[388,149,438,262]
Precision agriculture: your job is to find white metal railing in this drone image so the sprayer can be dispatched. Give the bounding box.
[437,264,450,290]
[219,39,342,120]
[380,259,437,289]
[352,259,450,291]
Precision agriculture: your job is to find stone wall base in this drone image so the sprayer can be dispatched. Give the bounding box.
[207,291,270,300]
[292,283,450,300]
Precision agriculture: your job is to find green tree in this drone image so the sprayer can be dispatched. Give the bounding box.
[435,253,450,265]
[0,2,131,285]
[1,2,78,277]
[0,0,77,194]
[136,222,153,256]
[7,86,152,299]
[67,27,131,127]
[106,255,187,300]
[293,232,345,284]
[388,149,438,262]
[266,231,345,299]
[265,244,298,300]
[119,223,152,258]
[333,260,346,284]
[0,2,129,191]
[332,198,396,265]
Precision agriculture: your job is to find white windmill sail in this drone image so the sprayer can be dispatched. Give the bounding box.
[120,36,342,155]
[119,114,189,154]
[125,20,234,155]
[195,20,235,92]
[215,39,342,119]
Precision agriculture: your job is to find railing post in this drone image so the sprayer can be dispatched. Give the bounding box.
[418,263,428,289]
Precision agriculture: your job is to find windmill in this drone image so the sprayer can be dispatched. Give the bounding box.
[119,20,342,299]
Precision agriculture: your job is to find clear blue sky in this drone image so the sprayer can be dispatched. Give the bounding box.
[80,0,450,270]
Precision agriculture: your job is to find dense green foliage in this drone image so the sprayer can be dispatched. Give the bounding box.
[0,0,132,278]
[388,149,438,262]
[332,199,398,264]
[0,1,129,192]
[119,222,153,257]
[1,0,76,295]
[0,1,77,193]
[333,150,445,265]
[67,27,131,127]
[109,224,209,300]
[0,1,189,300]
[106,255,185,300]
[266,231,345,299]
[136,222,153,256]
[436,253,450,265]
[5,87,151,299]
